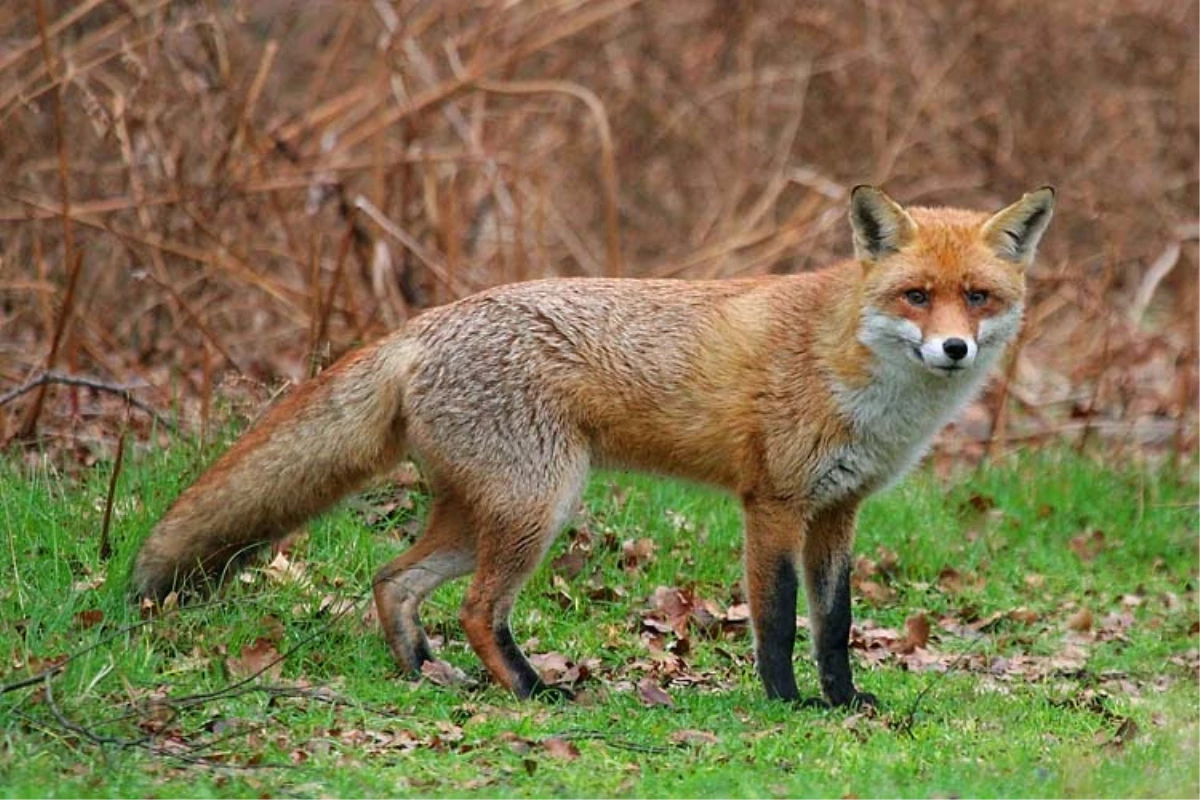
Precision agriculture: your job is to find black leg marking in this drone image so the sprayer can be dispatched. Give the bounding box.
[756,558,799,702]
[395,617,435,670]
[495,624,573,703]
[810,561,875,708]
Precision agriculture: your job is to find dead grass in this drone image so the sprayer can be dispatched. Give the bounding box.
[0,1,1196,464]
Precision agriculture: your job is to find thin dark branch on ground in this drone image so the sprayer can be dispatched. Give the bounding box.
[6,589,369,772]
[893,644,981,738]
[549,728,676,754]
[0,371,177,433]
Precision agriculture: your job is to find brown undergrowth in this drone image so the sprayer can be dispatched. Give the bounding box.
[1,1,1196,468]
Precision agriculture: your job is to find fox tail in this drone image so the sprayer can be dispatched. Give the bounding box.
[132,337,412,600]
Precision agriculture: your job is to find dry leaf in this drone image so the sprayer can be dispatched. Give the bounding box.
[226,637,283,680]
[541,736,581,760]
[263,551,309,587]
[1008,607,1039,625]
[72,574,106,592]
[1069,530,1106,562]
[1067,608,1094,632]
[670,729,719,746]
[550,548,588,579]
[636,677,675,707]
[1102,717,1139,752]
[897,613,931,653]
[420,659,469,687]
[725,603,751,623]
[621,538,657,572]
[857,580,894,606]
[318,594,360,618]
[74,609,103,629]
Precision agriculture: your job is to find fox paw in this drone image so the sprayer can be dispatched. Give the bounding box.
[529,681,576,704]
[797,691,878,710]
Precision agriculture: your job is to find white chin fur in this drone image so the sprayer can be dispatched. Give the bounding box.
[859,305,1024,377]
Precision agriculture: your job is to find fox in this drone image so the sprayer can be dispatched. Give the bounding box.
[132,185,1055,708]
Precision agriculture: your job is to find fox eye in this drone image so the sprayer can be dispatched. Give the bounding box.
[965,289,989,307]
[904,289,929,307]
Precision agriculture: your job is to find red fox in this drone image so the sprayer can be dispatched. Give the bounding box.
[133,185,1054,707]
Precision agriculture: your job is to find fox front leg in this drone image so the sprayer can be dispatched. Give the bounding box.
[742,497,803,701]
[803,503,876,709]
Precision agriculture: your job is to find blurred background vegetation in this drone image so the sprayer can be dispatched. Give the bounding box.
[1,0,1196,465]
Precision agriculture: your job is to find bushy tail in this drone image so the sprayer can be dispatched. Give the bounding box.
[132,336,413,601]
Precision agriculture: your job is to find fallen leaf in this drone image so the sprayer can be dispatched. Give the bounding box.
[962,493,996,514]
[636,677,675,707]
[1067,608,1094,633]
[74,609,103,629]
[528,651,595,687]
[1008,607,1039,625]
[895,613,930,653]
[226,637,282,680]
[725,603,750,623]
[585,583,626,602]
[670,729,718,746]
[646,586,693,637]
[937,567,986,595]
[318,594,359,618]
[621,538,657,572]
[1102,717,1139,752]
[420,659,469,687]
[263,551,309,587]
[875,547,900,577]
[550,549,588,579]
[541,736,580,760]
[857,580,894,607]
[854,555,879,579]
[1069,530,1106,562]
[72,573,106,592]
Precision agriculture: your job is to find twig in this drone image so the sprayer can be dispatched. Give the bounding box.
[134,588,371,713]
[0,594,279,697]
[548,728,675,754]
[4,590,367,771]
[0,371,176,434]
[1129,222,1197,326]
[353,195,466,296]
[893,644,980,738]
[98,407,129,561]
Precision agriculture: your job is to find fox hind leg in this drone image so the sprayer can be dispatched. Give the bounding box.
[374,494,476,671]
[458,459,587,701]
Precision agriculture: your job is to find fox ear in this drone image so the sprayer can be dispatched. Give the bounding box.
[981,187,1056,266]
[849,185,917,262]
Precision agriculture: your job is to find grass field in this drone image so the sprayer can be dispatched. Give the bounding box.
[1,439,1197,798]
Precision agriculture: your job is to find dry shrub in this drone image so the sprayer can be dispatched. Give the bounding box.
[0,0,1196,462]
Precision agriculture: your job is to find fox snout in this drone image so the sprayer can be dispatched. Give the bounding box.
[915,335,978,373]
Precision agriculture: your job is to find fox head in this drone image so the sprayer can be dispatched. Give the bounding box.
[848,185,1055,378]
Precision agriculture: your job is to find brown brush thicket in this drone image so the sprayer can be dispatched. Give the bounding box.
[1,1,1196,464]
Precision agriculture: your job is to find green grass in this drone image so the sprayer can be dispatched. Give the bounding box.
[1,438,1197,798]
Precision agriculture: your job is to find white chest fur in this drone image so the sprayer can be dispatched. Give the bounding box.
[809,355,998,508]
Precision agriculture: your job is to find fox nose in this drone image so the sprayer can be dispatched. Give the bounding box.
[943,338,969,361]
